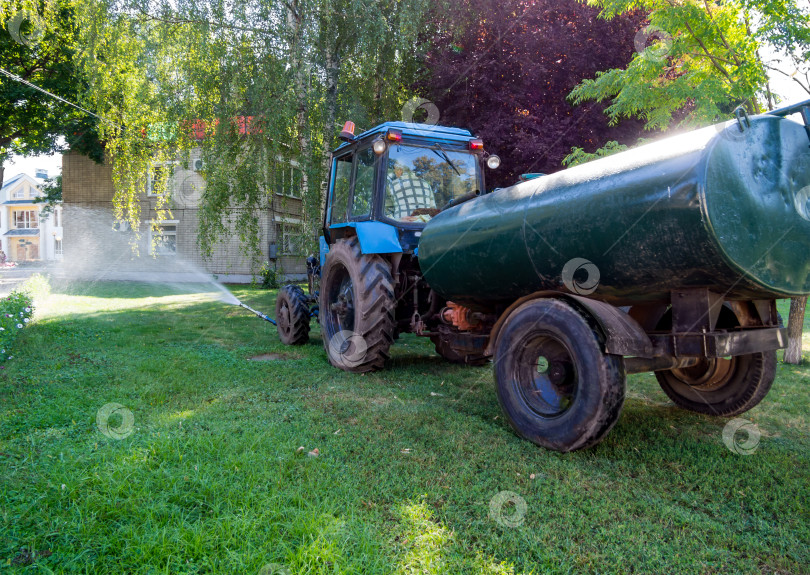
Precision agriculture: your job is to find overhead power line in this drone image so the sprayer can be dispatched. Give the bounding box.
[0,66,123,129]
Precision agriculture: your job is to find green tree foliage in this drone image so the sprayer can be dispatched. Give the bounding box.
[563,140,631,167]
[33,172,60,216]
[0,0,103,187]
[569,0,810,136]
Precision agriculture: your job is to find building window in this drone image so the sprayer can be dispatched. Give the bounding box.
[148,220,178,256]
[13,186,26,199]
[273,160,303,199]
[276,222,302,255]
[54,238,63,256]
[13,210,37,229]
[53,208,61,228]
[147,163,176,196]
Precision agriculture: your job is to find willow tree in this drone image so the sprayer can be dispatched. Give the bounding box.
[77,0,431,260]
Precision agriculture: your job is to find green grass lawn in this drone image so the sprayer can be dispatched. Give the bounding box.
[1,281,808,574]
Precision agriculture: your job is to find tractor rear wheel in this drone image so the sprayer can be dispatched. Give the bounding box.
[319,237,396,372]
[655,351,776,416]
[493,298,625,452]
[275,284,311,345]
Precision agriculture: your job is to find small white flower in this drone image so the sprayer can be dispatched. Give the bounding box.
[23,318,29,323]
[8,356,13,360]
[0,327,5,331]
[24,307,31,312]
[16,324,22,329]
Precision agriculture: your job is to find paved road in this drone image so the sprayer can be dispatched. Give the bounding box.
[0,264,50,295]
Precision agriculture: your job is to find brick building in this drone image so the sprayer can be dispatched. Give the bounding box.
[61,150,307,281]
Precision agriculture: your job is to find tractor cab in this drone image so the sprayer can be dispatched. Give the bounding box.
[322,121,499,257]
[275,120,500,374]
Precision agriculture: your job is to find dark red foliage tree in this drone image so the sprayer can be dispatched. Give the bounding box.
[420,0,647,188]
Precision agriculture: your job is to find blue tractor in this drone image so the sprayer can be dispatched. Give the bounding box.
[274,120,502,372]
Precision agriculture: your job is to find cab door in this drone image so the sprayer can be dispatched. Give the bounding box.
[324,145,379,239]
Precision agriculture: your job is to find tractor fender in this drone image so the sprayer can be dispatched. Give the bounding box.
[486,291,654,358]
[328,222,403,255]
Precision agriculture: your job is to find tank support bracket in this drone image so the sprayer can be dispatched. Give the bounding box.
[649,327,787,357]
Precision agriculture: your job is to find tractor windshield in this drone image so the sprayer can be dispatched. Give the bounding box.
[384,143,480,224]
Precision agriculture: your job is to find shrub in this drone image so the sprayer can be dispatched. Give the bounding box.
[258,262,280,289]
[0,290,34,362]
[19,273,51,301]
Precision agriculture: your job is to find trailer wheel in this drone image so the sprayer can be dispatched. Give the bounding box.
[275,285,311,345]
[320,237,395,372]
[655,351,776,416]
[431,336,489,366]
[493,298,625,452]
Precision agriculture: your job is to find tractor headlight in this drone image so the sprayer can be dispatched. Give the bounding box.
[372,138,386,155]
[487,155,501,169]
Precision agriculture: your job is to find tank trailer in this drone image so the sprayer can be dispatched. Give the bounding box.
[274,103,810,452]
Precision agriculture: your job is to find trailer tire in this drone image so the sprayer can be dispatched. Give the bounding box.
[320,237,395,373]
[276,285,311,345]
[655,351,776,416]
[493,298,625,452]
[431,336,490,366]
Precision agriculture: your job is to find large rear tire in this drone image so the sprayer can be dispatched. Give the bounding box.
[275,284,311,345]
[655,351,776,416]
[319,237,396,373]
[493,298,625,452]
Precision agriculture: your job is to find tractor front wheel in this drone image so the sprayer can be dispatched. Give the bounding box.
[275,284,311,345]
[319,237,396,372]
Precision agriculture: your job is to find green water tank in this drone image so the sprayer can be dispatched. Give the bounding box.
[418,114,810,306]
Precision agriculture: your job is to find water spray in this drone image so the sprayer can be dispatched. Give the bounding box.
[237,301,277,325]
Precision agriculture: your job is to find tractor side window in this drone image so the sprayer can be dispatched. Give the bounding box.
[330,154,352,224]
[351,147,375,218]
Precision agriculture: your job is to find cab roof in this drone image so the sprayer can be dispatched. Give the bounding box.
[334,121,476,152]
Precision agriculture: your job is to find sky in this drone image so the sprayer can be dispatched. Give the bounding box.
[3,54,809,183]
[4,145,63,182]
